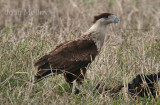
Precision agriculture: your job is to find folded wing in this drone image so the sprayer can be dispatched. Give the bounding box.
[34,38,98,82]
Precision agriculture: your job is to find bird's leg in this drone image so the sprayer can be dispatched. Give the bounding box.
[74,80,83,94]
[70,81,80,94]
[74,68,87,94]
[63,69,86,94]
[68,82,74,93]
[67,81,79,94]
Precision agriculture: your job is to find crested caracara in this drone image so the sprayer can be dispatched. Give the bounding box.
[34,13,119,90]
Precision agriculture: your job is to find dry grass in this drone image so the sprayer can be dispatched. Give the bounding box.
[1,0,160,104]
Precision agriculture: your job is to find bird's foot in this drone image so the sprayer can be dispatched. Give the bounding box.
[74,87,81,94]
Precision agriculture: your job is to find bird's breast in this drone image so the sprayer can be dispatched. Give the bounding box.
[91,33,105,52]
[95,40,104,51]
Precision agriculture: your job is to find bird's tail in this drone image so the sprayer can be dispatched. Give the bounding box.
[34,54,58,83]
[33,70,55,83]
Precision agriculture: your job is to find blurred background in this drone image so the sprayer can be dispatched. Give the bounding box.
[0,0,160,104]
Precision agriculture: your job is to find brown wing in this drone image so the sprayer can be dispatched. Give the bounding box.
[34,38,98,82]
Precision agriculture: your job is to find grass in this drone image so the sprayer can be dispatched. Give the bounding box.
[0,0,160,104]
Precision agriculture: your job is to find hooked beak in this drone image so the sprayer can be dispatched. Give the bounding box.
[114,17,120,23]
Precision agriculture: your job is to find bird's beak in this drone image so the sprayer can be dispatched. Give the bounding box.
[114,17,120,23]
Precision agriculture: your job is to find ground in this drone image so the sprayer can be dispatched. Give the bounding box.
[0,0,160,104]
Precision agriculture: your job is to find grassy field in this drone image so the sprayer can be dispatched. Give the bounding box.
[1,0,160,104]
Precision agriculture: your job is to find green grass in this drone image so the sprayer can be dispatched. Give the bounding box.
[0,0,160,104]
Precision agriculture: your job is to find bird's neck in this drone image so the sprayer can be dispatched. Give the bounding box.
[88,22,107,35]
[83,22,107,51]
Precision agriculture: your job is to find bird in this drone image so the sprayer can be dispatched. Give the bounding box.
[34,13,120,92]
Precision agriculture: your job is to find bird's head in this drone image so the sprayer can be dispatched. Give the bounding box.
[93,13,120,25]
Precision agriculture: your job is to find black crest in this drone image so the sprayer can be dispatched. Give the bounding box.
[93,13,113,23]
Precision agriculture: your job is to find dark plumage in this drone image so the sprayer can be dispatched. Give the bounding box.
[96,72,160,98]
[93,13,113,23]
[34,39,98,84]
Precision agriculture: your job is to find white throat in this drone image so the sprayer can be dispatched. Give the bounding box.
[88,22,107,35]
[84,21,107,51]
